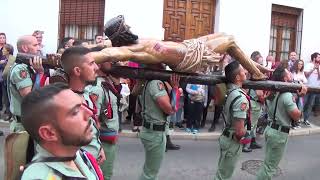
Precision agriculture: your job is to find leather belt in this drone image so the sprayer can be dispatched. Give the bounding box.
[270,123,290,134]
[15,116,22,123]
[222,129,234,138]
[143,121,166,132]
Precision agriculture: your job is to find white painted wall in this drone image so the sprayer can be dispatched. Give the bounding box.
[105,0,165,40]
[217,0,274,60]
[0,0,59,54]
[216,0,320,63]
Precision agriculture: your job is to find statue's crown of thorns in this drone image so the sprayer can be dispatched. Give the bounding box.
[104,15,125,40]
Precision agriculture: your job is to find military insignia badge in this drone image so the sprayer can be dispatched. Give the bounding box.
[19,70,27,79]
[292,96,296,103]
[158,82,164,90]
[89,93,99,103]
[240,102,247,111]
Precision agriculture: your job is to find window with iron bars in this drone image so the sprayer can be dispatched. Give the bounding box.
[269,4,303,62]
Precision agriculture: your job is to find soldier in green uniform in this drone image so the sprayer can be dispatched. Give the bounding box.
[60,46,106,163]
[20,83,103,179]
[87,61,121,180]
[256,66,307,180]
[8,35,44,132]
[139,64,180,180]
[242,88,264,152]
[214,61,252,180]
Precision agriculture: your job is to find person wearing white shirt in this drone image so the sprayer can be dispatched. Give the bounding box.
[288,51,297,72]
[186,83,208,133]
[303,53,320,126]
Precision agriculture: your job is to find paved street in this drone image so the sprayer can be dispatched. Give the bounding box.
[1,126,320,180]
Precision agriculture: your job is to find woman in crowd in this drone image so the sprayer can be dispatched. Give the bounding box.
[291,59,307,129]
[0,33,6,58]
[0,33,8,113]
[2,44,14,120]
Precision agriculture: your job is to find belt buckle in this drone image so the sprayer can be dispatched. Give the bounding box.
[103,109,108,116]
[144,122,150,129]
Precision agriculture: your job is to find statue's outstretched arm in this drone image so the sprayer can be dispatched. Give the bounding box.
[90,45,160,65]
[90,47,134,64]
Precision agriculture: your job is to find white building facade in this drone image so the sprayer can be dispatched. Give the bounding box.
[1,0,319,63]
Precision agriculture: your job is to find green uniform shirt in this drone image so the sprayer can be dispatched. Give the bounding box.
[8,63,33,116]
[267,92,297,127]
[248,89,262,112]
[87,77,119,131]
[81,88,102,159]
[224,83,249,131]
[141,80,168,126]
[21,145,97,180]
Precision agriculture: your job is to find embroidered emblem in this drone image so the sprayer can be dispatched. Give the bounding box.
[158,82,164,90]
[19,70,27,79]
[240,102,247,111]
[89,93,99,103]
[292,96,296,103]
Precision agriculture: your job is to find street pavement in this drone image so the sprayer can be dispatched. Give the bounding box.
[1,125,320,180]
[112,136,320,180]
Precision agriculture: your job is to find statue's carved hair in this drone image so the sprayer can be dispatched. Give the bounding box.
[104,15,138,47]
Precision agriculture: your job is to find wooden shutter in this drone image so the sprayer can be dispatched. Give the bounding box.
[59,0,105,41]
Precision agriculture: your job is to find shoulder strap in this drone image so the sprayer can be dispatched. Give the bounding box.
[162,81,169,94]
[6,63,19,105]
[142,81,150,123]
[238,90,252,130]
[225,95,242,128]
[101,81,121,99]
[79,149,104,180]
[248,89,255,100]
[223,88,241,129]
[273,93,283,124]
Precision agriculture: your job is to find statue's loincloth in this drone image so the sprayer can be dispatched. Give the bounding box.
[173,39,220,72]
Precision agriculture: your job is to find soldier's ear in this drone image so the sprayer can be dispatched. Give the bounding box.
[38,124,59,142]
[235,74,240,82]
[21,44,28,53]
[73,67,81,77]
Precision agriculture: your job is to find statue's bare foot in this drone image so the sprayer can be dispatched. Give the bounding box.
[257,64,274,73]
[251,73,268,81]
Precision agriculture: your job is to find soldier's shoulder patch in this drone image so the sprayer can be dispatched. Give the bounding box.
[240,102,247,111]
[19,70,27,79]
[46,171,57,180]
[89,93,99,103]
[292,95,296,103]
[158,82,164,90]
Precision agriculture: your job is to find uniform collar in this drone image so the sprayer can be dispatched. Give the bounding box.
[227,83,240,91]
[227,83,246,94]
[34,145,89,178]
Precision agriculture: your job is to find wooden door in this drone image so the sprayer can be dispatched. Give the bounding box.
[163,0,216,42]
